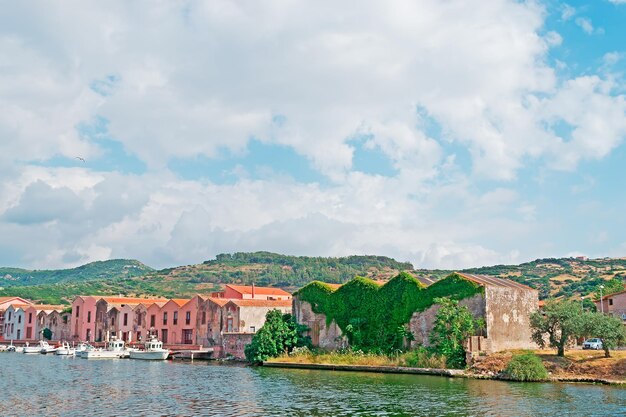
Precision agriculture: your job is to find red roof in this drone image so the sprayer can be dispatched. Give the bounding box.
[225,285,291,297]
[598,289,626,301]
[206,298,230,307]
[169,298,192,307]
[226,299,293,308]
[99,296,168,305]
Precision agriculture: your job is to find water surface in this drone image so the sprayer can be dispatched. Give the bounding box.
[0,353,624,416]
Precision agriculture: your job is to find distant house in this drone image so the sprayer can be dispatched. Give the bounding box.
[595,290,626,322]
[2,304,28,340]
[0,297,31,340]
[23,304,65,340]
[211,284,291,301]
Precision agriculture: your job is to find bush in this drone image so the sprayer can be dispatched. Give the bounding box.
[401,347,447,369]
[504,353,549,382]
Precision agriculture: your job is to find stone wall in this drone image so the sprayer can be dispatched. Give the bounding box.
[222,332,254,359]
[292,298,346,350]
[483,286,538,351]
[409,294,485,348]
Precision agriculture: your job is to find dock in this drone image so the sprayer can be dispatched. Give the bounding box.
[170,348,214,361]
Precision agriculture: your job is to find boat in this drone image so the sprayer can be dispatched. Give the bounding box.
[39,340,58,354]
[82,338,132,359]
[129,337,170,360]
[55,341,75,356]
[75,343,95,358]
[23,341,43,354]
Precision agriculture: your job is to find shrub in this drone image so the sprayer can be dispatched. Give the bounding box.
[504,353,549,382]
[401,347,447,369]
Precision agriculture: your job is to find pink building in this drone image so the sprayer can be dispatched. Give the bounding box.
[595,290,626,322]
[0,297,31,340]
[24,304,65,340]
[212,284,291,301]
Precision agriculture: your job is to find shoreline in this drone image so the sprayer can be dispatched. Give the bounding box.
[263,361,626,386]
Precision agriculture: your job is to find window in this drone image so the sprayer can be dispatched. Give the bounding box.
[87,311,91,323]
[161,329,168,343]
[76,306,80,317]
[609,299,614,306]
[201,311,206,325]
[123,313,128,326]
[163,312,168,325]
[173,311,178,325]
[250,326,256,333]
[28,313,32,324]
[150,314,156,327]
[185,311,191,325]
[18,315,21,324]
[9,312,12,320]
[182,329,193,344]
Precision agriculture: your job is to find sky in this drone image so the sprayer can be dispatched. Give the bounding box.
[1,0,625,270]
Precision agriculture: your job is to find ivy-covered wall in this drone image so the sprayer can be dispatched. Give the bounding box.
[294,272,484,352]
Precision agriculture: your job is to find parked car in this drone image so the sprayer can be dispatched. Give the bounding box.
[582,338,603,350]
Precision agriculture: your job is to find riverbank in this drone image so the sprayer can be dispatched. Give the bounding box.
[265,349,626,385]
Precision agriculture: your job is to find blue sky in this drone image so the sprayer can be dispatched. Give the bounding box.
[0,1,625,269]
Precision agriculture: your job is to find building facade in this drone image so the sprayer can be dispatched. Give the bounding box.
[595,289,626,322]
[0,297,31,340]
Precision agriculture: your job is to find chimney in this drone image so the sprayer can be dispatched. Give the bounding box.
[252,282,255,299]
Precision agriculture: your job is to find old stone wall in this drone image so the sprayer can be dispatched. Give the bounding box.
[222,332,254,359]
[484,286,538,351]
[293,298,346,349]
[409,294,486,348]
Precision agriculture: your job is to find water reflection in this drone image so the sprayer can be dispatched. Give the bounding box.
[1,354,624,416]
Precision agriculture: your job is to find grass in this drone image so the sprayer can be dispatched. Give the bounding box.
[266,347,448,369]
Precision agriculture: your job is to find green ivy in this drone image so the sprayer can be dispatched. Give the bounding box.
[295,272,483,353]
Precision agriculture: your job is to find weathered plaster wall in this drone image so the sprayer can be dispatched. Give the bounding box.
[409,294,486,348]
[222,332,253,359]
[293,298,346,349]
[484,286,538,351]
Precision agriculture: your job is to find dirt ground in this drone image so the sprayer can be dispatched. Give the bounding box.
[470,349,626,381]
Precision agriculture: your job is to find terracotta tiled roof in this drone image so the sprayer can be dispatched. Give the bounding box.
[456,273,537,291]
[225,285,291,297]
[0,296,31,305]
[206,298,230,307]
[27,304,66,311]
[99,296,168,305]
[170,298,192,307]
[226,299,293,308]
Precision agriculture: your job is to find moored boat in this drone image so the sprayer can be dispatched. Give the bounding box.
[39,340,58,354]
[129,337,170,360]
[55,341,75,356]
[23,342,43,354]
[82,338,132,359]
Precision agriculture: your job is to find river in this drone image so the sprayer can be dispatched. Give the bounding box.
[0,353,624,416]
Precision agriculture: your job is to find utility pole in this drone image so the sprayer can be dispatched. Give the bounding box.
[599,285,605,314]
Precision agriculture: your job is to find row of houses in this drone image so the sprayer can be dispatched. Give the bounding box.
[1,285,293,357]
[0,297,70,341]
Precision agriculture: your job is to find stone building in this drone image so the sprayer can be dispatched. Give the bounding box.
[293,272,539,354]
[409,273,538,353]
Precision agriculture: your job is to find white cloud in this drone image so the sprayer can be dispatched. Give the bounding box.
[0,1,624,270]
[575,17,594,34]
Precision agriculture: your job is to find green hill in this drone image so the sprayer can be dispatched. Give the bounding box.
[0,259,154,287]
[0,252,623,305]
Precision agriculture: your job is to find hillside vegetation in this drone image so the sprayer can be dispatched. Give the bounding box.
[0,252,623,305]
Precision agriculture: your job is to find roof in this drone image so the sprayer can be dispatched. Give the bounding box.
[99,296,168,305]
[206,298,230,307]
[598,289,626,301]
[0,296,31,307]
[27,304,66,312]
[169,298,192,307]
[456,273,537,291]
[225,285,291,297]
[226,299,293,308]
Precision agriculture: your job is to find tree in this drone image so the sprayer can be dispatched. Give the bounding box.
[42,328,52,340]
[593,278,625,300]
[579,312,626,358]
[244,310,310,364]
[429,297,484,368]
[530,300,581,356]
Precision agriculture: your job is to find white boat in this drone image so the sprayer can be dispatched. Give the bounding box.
[82,338,132,359]
[23,342,42,354]
[129,338,170,360]
[75,343,95,358]
[39,340,58,354]
[55,341,75,356]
